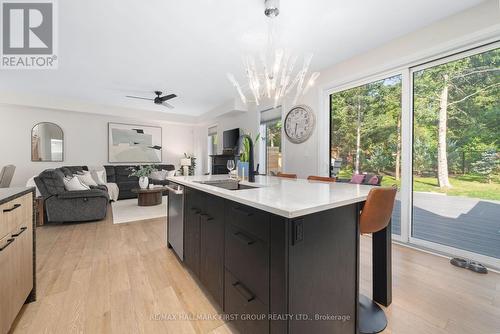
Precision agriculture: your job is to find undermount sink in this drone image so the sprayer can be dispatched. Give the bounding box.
[194,179,259,191]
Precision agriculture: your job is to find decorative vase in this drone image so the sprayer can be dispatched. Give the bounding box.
[139,176,149,189]
[237,161,249,178]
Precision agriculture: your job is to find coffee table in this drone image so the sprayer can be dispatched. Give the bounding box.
[131,187,167,206]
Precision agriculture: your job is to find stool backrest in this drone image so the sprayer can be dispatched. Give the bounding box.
[277,172,297,179]
[307,175,336,182]
[360,186,397,234]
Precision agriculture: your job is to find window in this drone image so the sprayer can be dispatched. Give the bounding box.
[207,126,218,174]
[259,107,282,175]
[411,46,499,259]
[330,74,402,234]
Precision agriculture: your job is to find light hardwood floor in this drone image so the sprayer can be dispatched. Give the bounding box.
[10,206,500,334]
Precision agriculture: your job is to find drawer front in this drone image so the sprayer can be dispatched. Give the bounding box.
[0,222,32,334]
[225,201,269,242]
[199,194,225,307]
[0,234,15,334]
[224,270,269,334]
[0,193,33,239]
[11,223,34,318]
[225,223,269,303]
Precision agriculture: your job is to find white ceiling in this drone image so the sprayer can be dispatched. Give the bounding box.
[0,0,485,119]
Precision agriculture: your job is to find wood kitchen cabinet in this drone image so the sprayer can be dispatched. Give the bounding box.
[0,189,36,334]
[0,233,15,334]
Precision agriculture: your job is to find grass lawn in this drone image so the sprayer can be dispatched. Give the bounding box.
[338,171,500,201]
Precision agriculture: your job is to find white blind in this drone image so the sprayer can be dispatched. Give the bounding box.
[208,125,217,136]
[260,106,282,124]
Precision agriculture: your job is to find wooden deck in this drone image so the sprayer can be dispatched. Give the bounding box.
[391,193,500,259]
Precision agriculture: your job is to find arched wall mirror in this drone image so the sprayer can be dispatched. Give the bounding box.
[31,122,64,162]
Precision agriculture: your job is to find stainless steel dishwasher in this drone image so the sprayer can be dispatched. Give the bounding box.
[166,182,184,260]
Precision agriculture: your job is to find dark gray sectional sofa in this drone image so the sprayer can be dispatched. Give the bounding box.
[34,166,109,223]
[34,164,176,223]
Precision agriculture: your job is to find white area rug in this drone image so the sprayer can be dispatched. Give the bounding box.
[111,196,167,224]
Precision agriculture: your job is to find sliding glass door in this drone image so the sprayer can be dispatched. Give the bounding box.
[327,42,499,266]
[330,74,402,235]
[411,46,500,260]
[328,42,500,268]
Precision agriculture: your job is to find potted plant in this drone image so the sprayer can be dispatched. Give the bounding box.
[238,133,260,178]
[178,153,197,176]
[128,165,157,189]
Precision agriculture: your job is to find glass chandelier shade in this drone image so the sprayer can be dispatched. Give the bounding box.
[227,1,320,107]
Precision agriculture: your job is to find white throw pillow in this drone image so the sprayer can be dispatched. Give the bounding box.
[91,170,107,185]
[150,170,168,180]
[167,170,176,177]
[76,171,98,187]
[64,176,90,191]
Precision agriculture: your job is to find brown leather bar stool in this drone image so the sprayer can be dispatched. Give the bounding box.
[307,175,336,182]
[276,172,297,179]
[359,186,397,334]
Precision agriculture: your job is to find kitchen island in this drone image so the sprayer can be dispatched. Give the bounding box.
[166,175,391,334]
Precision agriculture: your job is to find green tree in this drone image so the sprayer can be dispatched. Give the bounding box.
[366,146,392,174]
[471,150,498,183]
[413,48,500,188]
[331,47,499,189]
[331,75,401,176]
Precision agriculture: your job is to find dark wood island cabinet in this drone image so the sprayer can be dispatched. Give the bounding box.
[172,181,364,334]
[183,187,225,306]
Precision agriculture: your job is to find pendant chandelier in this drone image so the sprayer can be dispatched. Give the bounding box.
[227,0,320,107]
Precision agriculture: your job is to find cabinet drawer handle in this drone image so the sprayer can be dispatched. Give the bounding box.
[11,226,27,237]
[232,206,253,217]
[3,203,21,213]
[232,281,255,303]
[200,213,214,221]
[233,231,255,245]
[0,238,14,251]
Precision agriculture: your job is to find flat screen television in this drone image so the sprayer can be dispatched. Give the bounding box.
[223,128,240,151]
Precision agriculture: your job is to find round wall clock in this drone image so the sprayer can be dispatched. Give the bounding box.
[284,105,316,144]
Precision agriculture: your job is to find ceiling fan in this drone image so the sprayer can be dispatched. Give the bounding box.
[126,91,177,109]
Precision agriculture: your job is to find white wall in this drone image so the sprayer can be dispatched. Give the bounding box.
[195,104,262,175]
[0,104,195,186]
[197,0,500,178]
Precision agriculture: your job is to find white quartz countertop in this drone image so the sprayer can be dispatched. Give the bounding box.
[166,175,373,218]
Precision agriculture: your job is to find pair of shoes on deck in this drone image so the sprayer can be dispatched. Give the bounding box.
[450,257,488,274]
